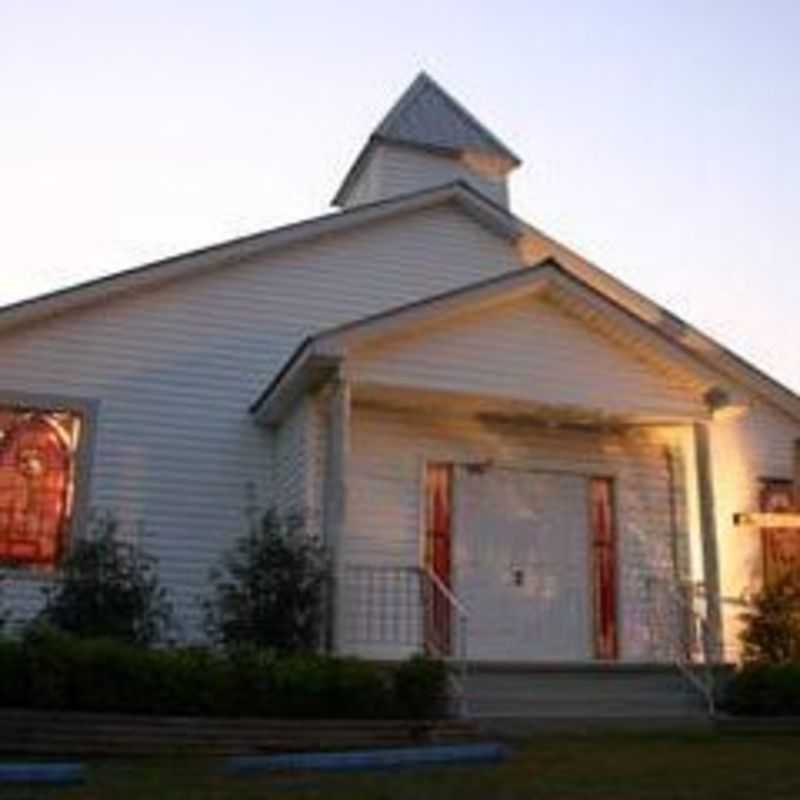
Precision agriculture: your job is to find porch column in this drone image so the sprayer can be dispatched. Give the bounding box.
[322,376,351,653]
[693,421,724,661]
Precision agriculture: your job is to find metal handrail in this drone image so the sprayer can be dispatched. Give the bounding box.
[420,565,470,717]
[422,565,470,619]
[648,577,718,715]
[674,582,717,715]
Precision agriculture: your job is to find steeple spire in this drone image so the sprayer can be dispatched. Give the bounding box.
[373,72,521,165]
[333,73,521,208]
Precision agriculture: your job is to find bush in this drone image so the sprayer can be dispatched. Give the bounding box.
[0,637,26,708]
[394,654,450,719]
[202,508,328,653]
[37,511,174,646]
[739,569,800,664]
[724,663,800,716]
[0,629,449,719]
[723,570,800,715]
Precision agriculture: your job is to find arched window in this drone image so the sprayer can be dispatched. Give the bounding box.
[0,408,82,566]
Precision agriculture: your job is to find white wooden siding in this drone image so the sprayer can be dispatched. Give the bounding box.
[344,404,690,661]
[709,401,800,651]
[271,397,309,517]
[271,390,328,539]
[1,186,798,659]
[349,294,706,420]
[0,204,521,635]
[342,144,508,208]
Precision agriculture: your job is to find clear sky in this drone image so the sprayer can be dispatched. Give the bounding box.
[2,1,799,392]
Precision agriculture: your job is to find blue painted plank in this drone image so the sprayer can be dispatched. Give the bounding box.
[226,743,507,775]
[0,763,86,785]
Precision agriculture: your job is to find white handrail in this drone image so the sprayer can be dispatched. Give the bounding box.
[419,566,470,717]
[648,577,717,715]
[421,565,470,620]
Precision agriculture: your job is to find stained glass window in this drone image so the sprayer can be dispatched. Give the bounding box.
[760,479,800,586]
[0,407,82,566]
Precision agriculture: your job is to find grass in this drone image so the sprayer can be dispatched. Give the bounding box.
[3,733,800,799]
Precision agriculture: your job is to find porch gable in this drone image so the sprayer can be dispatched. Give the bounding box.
[348,289,709,423]
[253,260,733,427]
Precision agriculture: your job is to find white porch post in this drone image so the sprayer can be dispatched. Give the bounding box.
[323,376,351,653]
[693,421,724,661]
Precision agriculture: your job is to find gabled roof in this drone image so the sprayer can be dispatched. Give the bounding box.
[0,181,524,336]
[374,72,521,165]
[3,157,799,424]
[249,258,749,424]
[332,73,520,207]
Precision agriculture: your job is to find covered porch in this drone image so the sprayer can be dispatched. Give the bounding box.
[331,383,719,669]
[250,261,734,688]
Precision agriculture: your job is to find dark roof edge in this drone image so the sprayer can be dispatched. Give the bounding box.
[249,336,315,415]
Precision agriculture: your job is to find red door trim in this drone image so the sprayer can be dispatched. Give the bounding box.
[590,477,618,660]
[424,462,453,654]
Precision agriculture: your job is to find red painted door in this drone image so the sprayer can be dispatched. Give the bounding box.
[590,477,618,660]
[424,463,453,654]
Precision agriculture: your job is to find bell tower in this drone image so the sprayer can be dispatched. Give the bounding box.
[333,73,521,209]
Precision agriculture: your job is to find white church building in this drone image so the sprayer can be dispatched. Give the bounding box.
[1,74,799,714]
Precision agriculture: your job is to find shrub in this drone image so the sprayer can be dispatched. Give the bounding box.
[393,654,450,719]
[724,663,800,716]
[0,637,26,708]
[739,569,800,664]
[268,654,394,718]
[202,508,328,653]
[0,631,449,719]
[37,511,174,646]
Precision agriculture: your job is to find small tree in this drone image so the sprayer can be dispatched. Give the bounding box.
[38,510,174,646]
[203,508,328,652]
[740,569,800,664]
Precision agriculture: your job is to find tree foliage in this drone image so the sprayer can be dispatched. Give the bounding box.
[203,508,329,653]
[740,568,800,664]
[37,510,174,646]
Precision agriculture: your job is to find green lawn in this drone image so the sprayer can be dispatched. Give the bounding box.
[3,733,800,799]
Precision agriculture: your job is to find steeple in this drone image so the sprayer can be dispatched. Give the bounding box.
[333,73,521,209]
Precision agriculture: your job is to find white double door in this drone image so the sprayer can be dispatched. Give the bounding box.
[453,466,592,662]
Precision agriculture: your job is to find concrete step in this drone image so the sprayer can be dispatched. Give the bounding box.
[462,662,710,719]
[475,715,714,736]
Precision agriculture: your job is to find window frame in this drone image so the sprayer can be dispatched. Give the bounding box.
[0,391,99,574]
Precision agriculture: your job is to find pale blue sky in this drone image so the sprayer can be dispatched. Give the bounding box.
[2,1,798,392]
